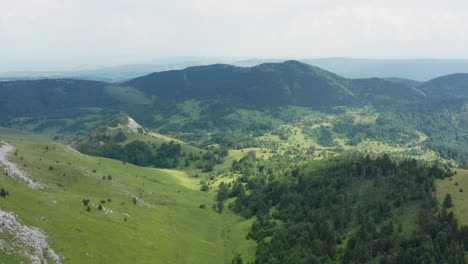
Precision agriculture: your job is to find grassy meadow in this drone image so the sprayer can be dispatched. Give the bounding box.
[436,169,468,224]
[0,139,255,263]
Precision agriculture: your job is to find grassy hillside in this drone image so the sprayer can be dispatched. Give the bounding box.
[0,140,255,263]
[436,169,468,224]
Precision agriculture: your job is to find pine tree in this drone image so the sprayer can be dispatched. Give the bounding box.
[443,193,453,208]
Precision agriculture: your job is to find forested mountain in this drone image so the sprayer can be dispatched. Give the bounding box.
[0,79,109,120]
[2,61,468,163]
[0,60,430,120]
[419,73,468,97]
[124,61,361,107]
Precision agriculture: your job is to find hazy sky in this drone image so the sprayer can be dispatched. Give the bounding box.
[1,0,468,70]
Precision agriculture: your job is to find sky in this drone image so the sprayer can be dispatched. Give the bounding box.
[1,0,468,70]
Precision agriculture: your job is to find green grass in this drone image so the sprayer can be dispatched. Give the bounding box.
[436,169,468,224]
[0,140,255,263]
[0,127,50,142]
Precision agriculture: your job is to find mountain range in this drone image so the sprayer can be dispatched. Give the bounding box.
[2,60,466,123]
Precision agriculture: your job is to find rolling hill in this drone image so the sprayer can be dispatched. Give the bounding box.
[419,73,468,97]
[124,61,361,107]
[0,61,429,122]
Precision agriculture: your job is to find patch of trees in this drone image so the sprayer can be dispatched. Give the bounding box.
[78,139,183,168]
[222,154,467,263]
[307,125,335,147]
[332,115,419,146]
[397,105,468,162]
[78,130,229,170]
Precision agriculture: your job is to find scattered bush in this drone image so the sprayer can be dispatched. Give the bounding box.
[82,198,90,206]
[0,188,9,197]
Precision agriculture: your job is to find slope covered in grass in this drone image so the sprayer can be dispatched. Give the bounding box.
[436,169,468,224]
[0,140,255,263]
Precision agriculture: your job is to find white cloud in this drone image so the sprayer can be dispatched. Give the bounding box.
[1,0,468,69]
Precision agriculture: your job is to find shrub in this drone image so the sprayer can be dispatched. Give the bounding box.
[199,204,206,209]
[82,199,90,206]
[0,188,9,197]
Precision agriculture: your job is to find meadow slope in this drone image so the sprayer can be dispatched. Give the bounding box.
[0,139,255,263]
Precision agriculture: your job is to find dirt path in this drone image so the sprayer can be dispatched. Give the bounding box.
[0,210,62,264]
[0,142,43,189]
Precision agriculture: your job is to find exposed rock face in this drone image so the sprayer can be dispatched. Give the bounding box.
[0,142,43,189]
[0,210,62,264]
[126,117,145,134]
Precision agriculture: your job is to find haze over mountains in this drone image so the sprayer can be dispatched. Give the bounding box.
[2,58,468,83]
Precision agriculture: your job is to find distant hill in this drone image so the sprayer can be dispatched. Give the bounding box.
[302,58,468,81]
[0,79,110,119]
[419,73,468,97]
[0,61,438,123]
[350,78,426,105]
[383,78,422,87]
[124,61,362,107]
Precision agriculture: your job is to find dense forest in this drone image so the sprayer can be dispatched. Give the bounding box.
[221,154,468,263]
